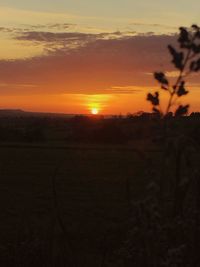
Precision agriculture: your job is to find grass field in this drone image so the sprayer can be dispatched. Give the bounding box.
[0,144,152,266]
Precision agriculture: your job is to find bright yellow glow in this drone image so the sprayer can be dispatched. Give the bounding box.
[0,90,200,114]
[91,107,99,115]
[85,95,113,114]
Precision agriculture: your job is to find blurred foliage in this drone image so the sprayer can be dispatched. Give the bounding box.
[147,25,200,117]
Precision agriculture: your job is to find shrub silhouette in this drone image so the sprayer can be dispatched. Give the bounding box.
[117,25,200,267]
[147,25,200,116]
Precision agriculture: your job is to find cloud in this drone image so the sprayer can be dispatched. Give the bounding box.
[0,33,199,96]
[130,22,178,31]
[0,26,21,33]
[0,27,9,32]
[27,23,76,30]
[15,29,126,43]
[16,31,97,43]
[107,86,142,94]
[14,29,129,53]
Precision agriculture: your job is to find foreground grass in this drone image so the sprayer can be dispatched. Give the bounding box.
[0,144,151,266]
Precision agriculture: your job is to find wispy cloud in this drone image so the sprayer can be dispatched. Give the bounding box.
[130,22,178,30]
[16,31,98,43]
[108,86,142,94]
[0,23,199,97]
[0,34,178,95]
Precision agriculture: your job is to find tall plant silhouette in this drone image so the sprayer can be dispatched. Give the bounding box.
[147,25,200,116]
[117,25,200,267]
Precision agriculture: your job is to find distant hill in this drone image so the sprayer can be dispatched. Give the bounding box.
[0,109,76,118]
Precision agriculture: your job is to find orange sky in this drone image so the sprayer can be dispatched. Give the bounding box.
[0,4,199,114]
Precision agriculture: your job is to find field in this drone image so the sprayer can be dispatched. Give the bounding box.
[0,143,152,266]
[0,115,200,266]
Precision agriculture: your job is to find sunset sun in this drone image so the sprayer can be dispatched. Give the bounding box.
[91,108,99,115]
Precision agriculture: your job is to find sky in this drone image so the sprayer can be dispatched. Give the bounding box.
[0,1,200,114]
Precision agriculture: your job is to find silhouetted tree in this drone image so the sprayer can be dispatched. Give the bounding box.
[118,25,200,267]
[147,25,200,116]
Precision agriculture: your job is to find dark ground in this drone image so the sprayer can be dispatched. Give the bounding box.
[0,143,152,266]
[0,114,200,266]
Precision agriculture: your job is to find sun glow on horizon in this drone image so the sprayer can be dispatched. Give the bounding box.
[91,107,99,115]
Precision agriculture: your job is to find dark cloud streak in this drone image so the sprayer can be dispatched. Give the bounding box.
[2,33,198,96]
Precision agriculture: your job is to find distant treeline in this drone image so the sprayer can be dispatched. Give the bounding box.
[0,112,200,144]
